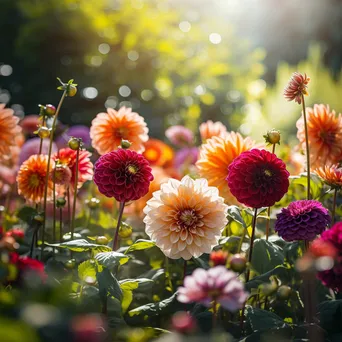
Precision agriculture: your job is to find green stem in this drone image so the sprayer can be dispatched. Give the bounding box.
[246,208,258,283]
[183,259,187,281]
[38,117,46,155]
[52,166,56,258]
[59,207,63,242]
[301,94,311,200]
[67,186,71,227]
[71,147,80,239]
[112,201,125,250]
[41,91,67,260]
[212,299,217,330]
[165,256,173,291]
[266,144,276,241]
[331,188,337,227]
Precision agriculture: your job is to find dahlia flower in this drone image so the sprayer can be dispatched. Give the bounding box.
[199,120,227,142]
[53,148,93,189]
[174,147,198,172]
[227,149,290,208]
[19,115,40,136]
[0,104,22,161]
[177,266,248,311]
[314,165,342,189]
[317,222,342,291]
[90,106,148,154]
[275,200,331,241]
[165,125,194,147]
[19,138,57,165]
[196,132,255,204]
[143,176,228,260]
[142,138,174,167]
[283,72,310,104]
[94,149,153,202]
[296,104,342,168]
[17,154,53,203]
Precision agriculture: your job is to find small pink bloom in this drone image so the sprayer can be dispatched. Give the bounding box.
[165,125,194,147]
[199,120,227,141]
[283,72,310,104]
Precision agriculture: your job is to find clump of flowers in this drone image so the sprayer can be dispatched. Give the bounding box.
[316,222,342,291]
[94,149,153,203]
[196,132,255,204]
[296,104,342,168]
[90,106,149,154]
[144,176,228,260]
[314,165,342,189]
[177,266,248,311]
[283,72,310,104]
[165,125,194,147]
[275,200,331,241]
[227,149,290,208]
[199,120,227,142]
[17,154,53,203]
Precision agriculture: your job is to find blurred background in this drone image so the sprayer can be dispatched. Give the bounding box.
[1,0,342,143]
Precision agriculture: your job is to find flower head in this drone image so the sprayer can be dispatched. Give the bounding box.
[144,176,228,260]
[296,104,342,168]
[196,132,255,204]
[199,120,227,142]
[227,149,290,208]
[275,200,331,241]
[19,138,57,165]
[51,163,72,186]
[174,147,198,172]
[142,138,174,167]
[314,165,342,189]
[165,125,194,147]
[53,148,93,189]
[177,266,248,311]
[94,149,153,202]
[17,154,53,203]
[0,104,22,161]
[90,106,148,154]
[19,115,40,136]
[316,222,342,291]
[283,72,310,104]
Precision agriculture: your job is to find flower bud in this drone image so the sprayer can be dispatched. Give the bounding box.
[85,197,100,210]
[37,126,50,139]
[34,214,44,223]
[120,139,132,149]
[68,137,81,150]
[45,104,56,116]
[277,285,292,300]
[263,129,281,145]
[210,250,228,266]
[118,222,133,238]
[56,197,67,208]
[260,282,278,296]
[96,236,109,245]
[65,259,76,269]
[67,85,77,97]
[171,311,196,334]
[229,254,247,273]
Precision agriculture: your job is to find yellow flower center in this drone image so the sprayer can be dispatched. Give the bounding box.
[264,169,272,177]
[29,173,40,187]
[115,127,127,139]
[127,164,138,175]
[179,209,198,227]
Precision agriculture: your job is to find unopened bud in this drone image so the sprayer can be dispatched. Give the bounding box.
[65,259,76,269]
[85,197,100,210]
[34,214,44,223]
[264,129,281,146]
[96,236,109,245]
[120,139,132,149]
[118,222,133,238]
[45,104,56,116]
[277,285,292,300]
[37,126,50,139]
[56,197,67,208]
[229,254,247,273]
[68,137,81,150]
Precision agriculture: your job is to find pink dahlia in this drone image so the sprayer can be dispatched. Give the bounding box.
[275,200,331,241]
[177,266,248,312]
[94,149,153,202]
[317,222,342,292]
[283,72,310,104]
[165,125,194,147]
[227,149,290,208]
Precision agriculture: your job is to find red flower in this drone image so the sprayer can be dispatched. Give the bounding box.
[283,72,310,104]
[5,228,25,241]
[93,149,153,202]
[210,250,228,266]
[227,149,290,208]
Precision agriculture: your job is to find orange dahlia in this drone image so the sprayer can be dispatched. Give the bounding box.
[314,165,342,189]
[0,104,22,161]
[199,120,227,142]
[296,104,342,168]
[196,132,255,204]
[17,154,53,203]
[142,138,174,167]
[90,106,148,154]
[53,148,93,189]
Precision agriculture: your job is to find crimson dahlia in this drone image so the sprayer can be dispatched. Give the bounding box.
[227,149,290,208]
[93,149,153,202]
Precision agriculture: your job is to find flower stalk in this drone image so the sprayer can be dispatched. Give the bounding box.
[301,94,311,200]
[113,201,125,250]
[266,143,276,240]
[246,208,258,283]
[332,188,337,226]
[71,144,80,240]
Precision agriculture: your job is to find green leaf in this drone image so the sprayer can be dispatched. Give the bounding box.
[97,268,123,302]
[121,289,133,313]
[318,300,342,334]
[17,206,37,225]
[251,239,284,274]
[95,251,130,268]
[119,278,154,291]
[47,239,111,252]
[125,239,156,254]
[78,260,102,282]
[227,205,246,227]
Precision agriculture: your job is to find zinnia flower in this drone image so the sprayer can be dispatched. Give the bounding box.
[275,200,331,241]
[199,120,227,142]
[90,106,148,154]
[94,149,153,202]
[165,125,194,147]
[53,148,93,189]
[0,104,22,161]
[227,149,290,208]
[316,222,342,291]
[196,132,255,204]
[296,104,342,168]
[17,154,53,203]
[142,138,174,167]
[177,266,248,311]
[143,176,228,260]
[314,165,342,189]
[283,72,310,104]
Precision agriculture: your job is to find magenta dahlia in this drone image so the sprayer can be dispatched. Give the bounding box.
[317,222,342,292]
[227,149,290,208]
[93,149,153,203]
[275,200,331,241]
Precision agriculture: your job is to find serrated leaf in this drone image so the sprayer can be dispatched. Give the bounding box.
[95,252,130,268]
[47,239,111,252]
[125,239,156,254]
